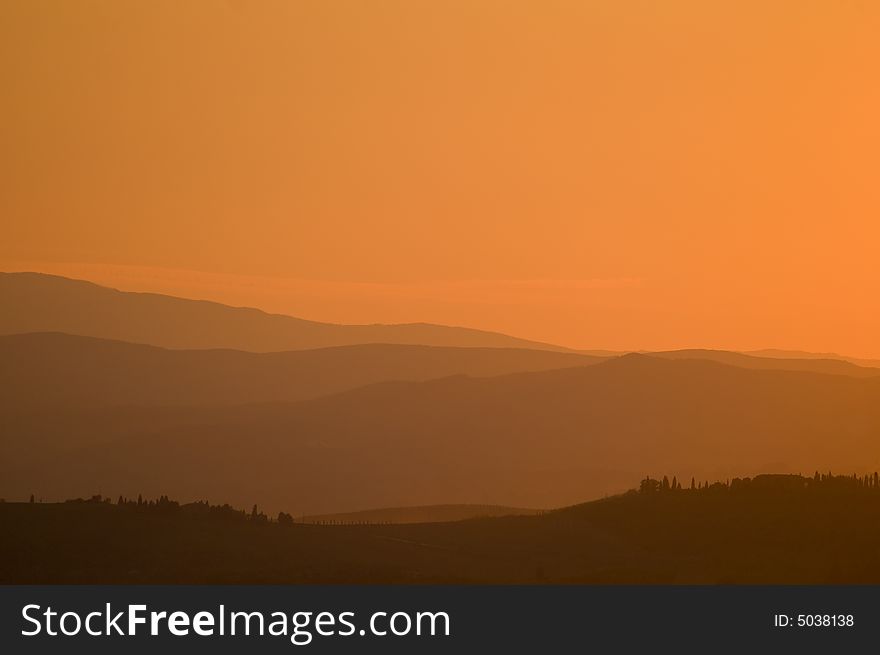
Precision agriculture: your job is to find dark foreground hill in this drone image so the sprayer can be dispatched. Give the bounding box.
[3,473,879,584]
[0,272,566,352]
[0,332,603,409]
[4,355,880,514]
[301,504,539,525]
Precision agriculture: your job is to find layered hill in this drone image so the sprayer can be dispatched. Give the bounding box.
[0,272,567,352]
[6,332,874,414]
[0,332,603,409]
[4,355,880,515]
[746,349,880,370]
[651,348,879,378]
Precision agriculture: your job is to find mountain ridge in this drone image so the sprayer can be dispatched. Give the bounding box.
[0,272,571,352]
[0,331,606,409]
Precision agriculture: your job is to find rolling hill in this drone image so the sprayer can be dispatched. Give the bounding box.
[746,349,880,370]
[4,355,880,515]
[0,332,604,409]
[0,272,568,352]
[4,473,880,584]
[651,348,879,377]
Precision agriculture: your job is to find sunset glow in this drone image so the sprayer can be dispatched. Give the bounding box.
[3,1,879,355]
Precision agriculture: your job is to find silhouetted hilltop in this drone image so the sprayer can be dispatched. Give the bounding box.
[0,272,569,352]
[5,355,880,515]
[0,332,604,409]
[747,349,880,370]
[4,472,880,584]
[652,348,879,378]
[8,332,875,412]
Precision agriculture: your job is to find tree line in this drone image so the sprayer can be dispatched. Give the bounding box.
[639,471,880,495]
[53,493,297,526]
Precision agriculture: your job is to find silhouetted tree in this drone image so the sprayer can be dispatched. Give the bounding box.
[640,477,660,494]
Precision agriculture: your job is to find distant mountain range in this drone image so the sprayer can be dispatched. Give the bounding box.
[650,348,878,378]
[745,349,880,370]
[6,333,877,412]
[4,272,877,369]
[4,270,880,516]
[0,332,604,409]
[0,272,568,352]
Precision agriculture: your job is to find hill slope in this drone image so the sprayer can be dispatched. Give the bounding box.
[4,355,880,514]
[4,474,880,584]
[0,332,604,409]
[8,333,873,413]
[0,272,568,352]
[302,504,539,525]
[651,348,879,377]
[747,348,880,370]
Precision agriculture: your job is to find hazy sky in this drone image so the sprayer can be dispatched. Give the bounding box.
[2,1,879,355]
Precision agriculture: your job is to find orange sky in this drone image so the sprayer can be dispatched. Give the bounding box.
[2,1,879,355]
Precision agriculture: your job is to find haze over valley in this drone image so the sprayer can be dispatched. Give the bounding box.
[3,274,879,517]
